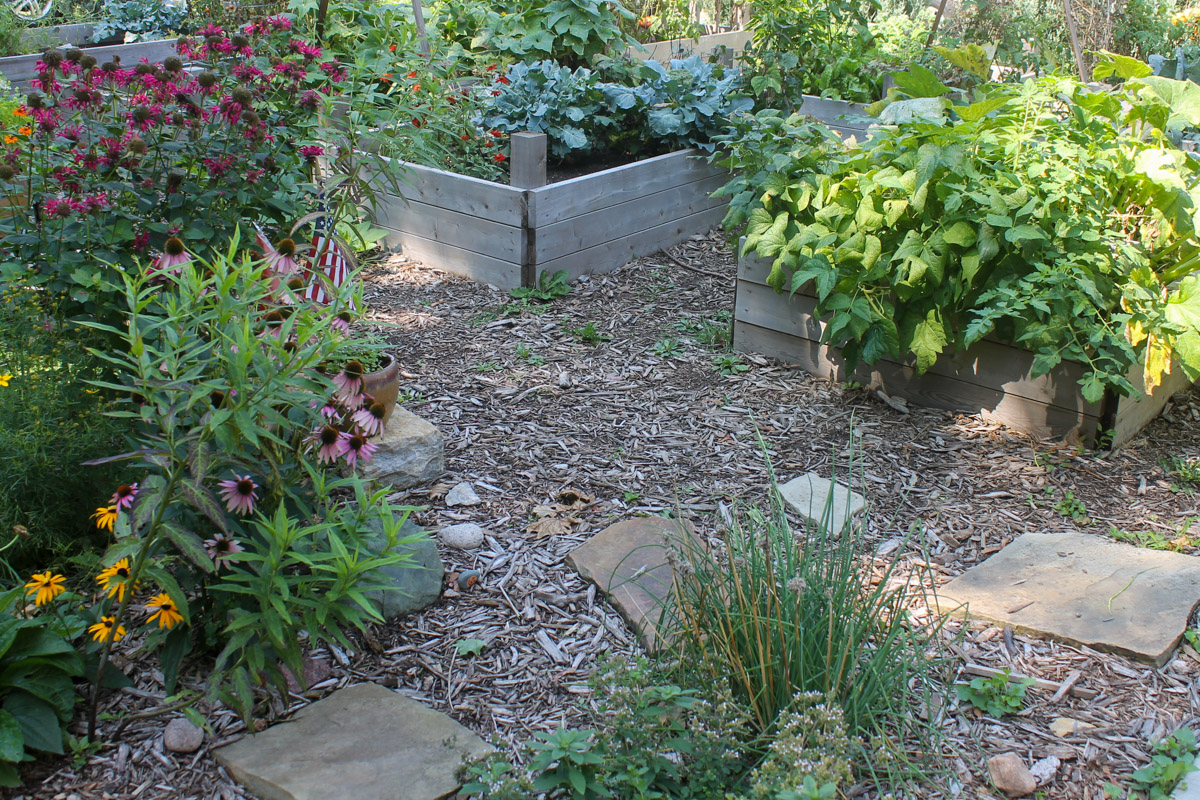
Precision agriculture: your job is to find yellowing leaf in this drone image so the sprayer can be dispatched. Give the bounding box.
[1127,317,1148,348]
[1144,333,1172,392]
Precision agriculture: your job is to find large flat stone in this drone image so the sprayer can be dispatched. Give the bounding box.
[778,472,866,534]
[933,532,1200,666]
[363,517,443,620]
[359,407,444,490]
[213,683,491,800]
[565,517,700,652]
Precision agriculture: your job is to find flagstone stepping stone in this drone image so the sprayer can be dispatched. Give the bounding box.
[565,517,701,653]
[359,407,445,490]
[933,532,1200,666]
[213,683,491,800]
[778,472,866,534]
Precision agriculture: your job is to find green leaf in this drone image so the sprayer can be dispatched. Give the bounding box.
[161,522,216,574]
[0,710,24,763]
[1128,76,1200,128]
[1092,50,1153,81]
[890,63,951,98]
[159,626,191,696]
[955,97,1008,123]
[907,309,948,373]
[455,638,487,657]
[3,692,62,754]
[933,43,995,79]
[943,221,977,248]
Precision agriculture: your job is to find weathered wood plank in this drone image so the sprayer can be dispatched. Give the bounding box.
[510,132,547,189]
[626,30,753,64]
[733,319,1098,441]
[534,204,727,280]
[23,23,99,48]
[796,95,870,124]
[734,280,1097,414]
[0,39,177,87]
[1112,365,1194,447]
[529,150,726,227]
[373,193,524,263]
[377,226,522,289]
[369,157,526,226]
[533,172,728,262]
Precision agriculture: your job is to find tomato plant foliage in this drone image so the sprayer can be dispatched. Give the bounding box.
[720,64,1200,403]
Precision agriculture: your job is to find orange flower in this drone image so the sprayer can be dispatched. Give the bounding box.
[3,135,15,145]
[17,126,31,137]
[12,107,27,117]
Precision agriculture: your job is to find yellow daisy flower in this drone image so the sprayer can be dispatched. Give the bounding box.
[0,374,11,387]
[96,557,139,602]
[24,572,65,606]
[145,593,184,630]
[90,505,118,533]
[88,615,126,643]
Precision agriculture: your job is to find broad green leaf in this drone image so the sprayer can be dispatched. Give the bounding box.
[907,309,948,373]
[943,221,977,247]
[890,63,951,98]
[1092,51,1152,81]
[0,710,23,763]
[933,43,995,78]
[161,522,216,574]
[3,692,61,754]
[1128,76,1200,127]
[955,97,1009,123]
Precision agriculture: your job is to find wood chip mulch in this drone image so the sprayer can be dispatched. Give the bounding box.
[24,232,1200,800]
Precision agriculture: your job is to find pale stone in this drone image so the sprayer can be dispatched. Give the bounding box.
[213,683,491,800]
[1174,772,1200,799]
[778,472,866,534]
[1029,755,1060,786]
[445,482,482,507]
[363,517,443,620]
[933,532,1200,666]
[987,752,1037,798]
[163,718,203,754]
[1049,717,1096,737]
[358,407,444,490]
[439,523,487,550]
[565,517,701,652]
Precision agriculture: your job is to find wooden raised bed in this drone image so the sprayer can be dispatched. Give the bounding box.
[372,147,729,289]
[733,247,1193,446]
[0,38,175,89]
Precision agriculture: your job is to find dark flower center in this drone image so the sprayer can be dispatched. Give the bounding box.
[336,311,352,323]
[236,479,254,496]
[164,236,185,256]
[369,402,386,420]
[276,238,296,257]
[210,390,226,408]
[320,426,340,446]
[116,485,134,498]
[348,435,366,451]
[214,538,231,553]
[344,360,363,380]
[116,567,129,579]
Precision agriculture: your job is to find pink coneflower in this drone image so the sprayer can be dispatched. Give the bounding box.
[313,425,349,464]
[333,360,365,403]
[149,237,191,281]
[203,532,244,564]
[343,433,376,467]
[330,311,352,333]
[318,398,339,420]
[109,483,139,512]
[217,474,258,516]
[351,402,387,437]
[266,237,302,275]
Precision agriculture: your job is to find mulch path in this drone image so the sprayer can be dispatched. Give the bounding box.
[26,232,1200,799]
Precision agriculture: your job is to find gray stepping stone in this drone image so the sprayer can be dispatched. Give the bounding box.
[778,472,866,533]
[933,532,1200,666]
[358,408,444,490]
[362,517,444,621]
[213,683,491,800]
[566,517,701,653]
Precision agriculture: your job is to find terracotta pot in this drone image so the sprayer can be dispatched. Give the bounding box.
[361,352,400,427]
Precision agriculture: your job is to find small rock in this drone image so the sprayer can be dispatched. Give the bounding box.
[988,753,1037,798]
[1029,755,1060,786]
[163,718,204,754]
[445,482,481,507]
[439,523,486,550]
[358,408,445,490]
[1049,717,1096,737]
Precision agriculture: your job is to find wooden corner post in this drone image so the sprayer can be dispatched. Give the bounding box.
[509,132,547,190]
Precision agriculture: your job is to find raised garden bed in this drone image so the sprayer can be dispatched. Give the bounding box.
[0,37,174,89]
[371,147,729,289]
[733,246,1194,446]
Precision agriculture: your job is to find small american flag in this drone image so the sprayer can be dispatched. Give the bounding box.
[303,204,351,306]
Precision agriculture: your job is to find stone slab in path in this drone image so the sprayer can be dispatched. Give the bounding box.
[213,683,491,800]
[778,472,866,534]
[933,532,1200,666]
[565,517,701,653]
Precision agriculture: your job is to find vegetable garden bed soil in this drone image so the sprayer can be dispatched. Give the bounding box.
[733,245,1195,447]
[27,236,1200,799]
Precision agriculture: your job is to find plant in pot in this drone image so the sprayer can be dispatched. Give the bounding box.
[320,331,401,443]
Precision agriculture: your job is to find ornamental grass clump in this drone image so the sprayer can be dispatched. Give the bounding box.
[665,451,951,785]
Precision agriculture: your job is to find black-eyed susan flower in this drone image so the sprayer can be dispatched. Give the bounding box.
[88,615,126,643]
[90,505,118,532]
[96,557,139,602]
[24,571,65,606]
[0,373,11,387]
[145,593,184,629]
